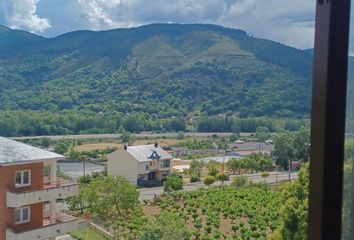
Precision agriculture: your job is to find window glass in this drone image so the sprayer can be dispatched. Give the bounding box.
[14,207,30,224]
[15,172,22,185]
[22,208,29,221]
[23,171,29,184]
[14,209,21,223]
[15,170,30,187]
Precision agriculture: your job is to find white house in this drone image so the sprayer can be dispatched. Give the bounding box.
[107,143,172,185]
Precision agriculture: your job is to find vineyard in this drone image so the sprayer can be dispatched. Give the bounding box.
[148,186,282,239]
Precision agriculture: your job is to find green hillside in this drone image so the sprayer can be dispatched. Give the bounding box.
[0,23,312,119]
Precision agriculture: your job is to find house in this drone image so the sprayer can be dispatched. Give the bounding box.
[0,137,80,240]
[107,143,172,185]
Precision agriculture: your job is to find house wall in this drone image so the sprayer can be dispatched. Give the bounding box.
[107,149,138,185]
[138,162,151,174]
[156,170,170,181]
[0,162,44,240]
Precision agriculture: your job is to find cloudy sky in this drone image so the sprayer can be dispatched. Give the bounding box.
[0,0,316,49]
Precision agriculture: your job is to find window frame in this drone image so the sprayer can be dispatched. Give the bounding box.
[309,0,351,239]
[14,206,31,225]
[15,170,31,188]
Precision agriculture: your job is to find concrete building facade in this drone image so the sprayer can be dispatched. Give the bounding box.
[0,137,80,240]
[107,143,172,185]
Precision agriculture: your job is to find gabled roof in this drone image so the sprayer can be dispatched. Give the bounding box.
[0,137,64,165]
[125,144,172,162]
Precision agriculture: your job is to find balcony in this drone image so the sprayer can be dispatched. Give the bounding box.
[6,179,79,208]
[6,212,85,240]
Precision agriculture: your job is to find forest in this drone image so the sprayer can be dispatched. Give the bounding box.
[0,110,308,136]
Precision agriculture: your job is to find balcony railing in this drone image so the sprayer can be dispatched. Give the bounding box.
[6,212,83,240]
[6,179,79,208]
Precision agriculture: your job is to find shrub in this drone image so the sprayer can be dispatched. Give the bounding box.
[216,172,228,184]
[261,171,270,182]
[164,174,183,193]
[208,162,219,177]
[190,175,200,183]
[204,175,215,186]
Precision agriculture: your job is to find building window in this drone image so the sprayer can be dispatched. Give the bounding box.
[161,160,170,168]
[145,165,149,171]
[14,206,30,224]
[15,170,31,187]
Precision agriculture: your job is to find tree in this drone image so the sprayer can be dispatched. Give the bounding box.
[139,212,190,240]
[227,158,241,174]
[204,175,215,186]
[69,150,80,160]
[177,131,185,139]
[271,164,309,240]
[163,174,183,193]
[207,161,219,177]
[261,171,270,183]
[189,159,204,179]
[272,131,295,169]
[41,138,50,148]
[54,141,69,154]
[78,175,141,233]
[229,133,240,142]
[121,130,132,143]
[255,126,271,142]
[216,172,228,185]
[293,125,310,163]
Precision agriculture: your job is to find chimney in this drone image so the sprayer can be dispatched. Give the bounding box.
[154,142,158,148]
[124,144,128,150]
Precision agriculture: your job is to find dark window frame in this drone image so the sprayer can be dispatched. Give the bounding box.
[309,0,351,239]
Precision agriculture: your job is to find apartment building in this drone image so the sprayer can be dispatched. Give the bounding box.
[0,137,80,240]
[107,143,172,185]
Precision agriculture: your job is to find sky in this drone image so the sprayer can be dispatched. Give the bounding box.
[0,0,317,49]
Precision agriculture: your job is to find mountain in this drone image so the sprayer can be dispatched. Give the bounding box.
[0,23,312,118]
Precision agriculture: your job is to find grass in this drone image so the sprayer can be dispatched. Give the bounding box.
[71,227,107,240]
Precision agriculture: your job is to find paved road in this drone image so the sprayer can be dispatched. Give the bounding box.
[10,132,252,140]
[139,172,298,201]
[58,162,105,179]
[56,235,75,240]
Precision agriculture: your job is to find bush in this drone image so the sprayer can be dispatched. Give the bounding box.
[204,175,215,186]
[190,175,200,183]
[216,172,228,184]
[208,162,219,177]
[231,176,250,187]
[164,174,183,193]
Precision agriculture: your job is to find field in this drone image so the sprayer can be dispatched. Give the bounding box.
[74,142,122,152]
[142,185,282,239]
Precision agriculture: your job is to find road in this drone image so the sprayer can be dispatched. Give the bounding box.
[139,172,298,201]
[56,235,74,240]
[9,132,252,140]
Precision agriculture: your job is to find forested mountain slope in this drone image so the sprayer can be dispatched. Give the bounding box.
[0,23,312,118]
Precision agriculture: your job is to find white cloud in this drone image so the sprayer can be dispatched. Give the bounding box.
[1,0,50,33]
[1,0,317,49]
[71,0,315,49]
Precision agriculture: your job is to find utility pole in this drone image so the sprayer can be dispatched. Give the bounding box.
[288,158,291,181]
